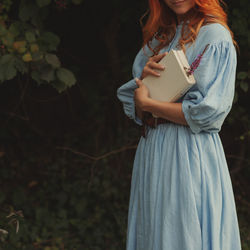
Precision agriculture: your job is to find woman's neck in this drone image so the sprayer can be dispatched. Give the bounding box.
[176,8,194,24]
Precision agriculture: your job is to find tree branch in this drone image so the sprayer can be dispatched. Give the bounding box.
[56,144,137,162]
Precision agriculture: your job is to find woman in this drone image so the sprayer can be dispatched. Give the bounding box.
[117,0,242,249]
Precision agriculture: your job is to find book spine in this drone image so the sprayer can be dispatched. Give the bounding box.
[174,50,195,84]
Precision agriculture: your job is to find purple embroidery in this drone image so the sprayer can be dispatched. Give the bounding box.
[186,44,210,76]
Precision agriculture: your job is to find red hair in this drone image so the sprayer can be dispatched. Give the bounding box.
[142,0,237,54]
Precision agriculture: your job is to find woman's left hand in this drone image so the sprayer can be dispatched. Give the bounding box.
[134,78,150,110]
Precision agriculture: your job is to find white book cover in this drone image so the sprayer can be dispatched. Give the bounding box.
[142,49,196,103]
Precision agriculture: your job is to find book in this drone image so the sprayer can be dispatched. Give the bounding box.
[142,49,196,103]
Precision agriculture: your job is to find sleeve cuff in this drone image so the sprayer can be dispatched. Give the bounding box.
[117,79,143,126]
[182,100,201,134]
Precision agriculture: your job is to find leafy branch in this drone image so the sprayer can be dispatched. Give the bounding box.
[0,208,24,243]
[0,0,83,93]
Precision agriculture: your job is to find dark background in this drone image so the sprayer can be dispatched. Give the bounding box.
[0,0,249,249]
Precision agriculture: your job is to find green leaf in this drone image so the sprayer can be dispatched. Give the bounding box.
[40,32,60,51]
[9,22,21,37]
[240,81,249,92]
[40,66,55,83]
[32,51,43,61]
[25,31,36,43]
[2,32,14,47]
[56,68,76,87]
[5,64,17,81]
[31,71,43,84]
[0,54,14,64]
[52,81,67,93]
[0,54,17,81]
[45,54,61,68]
[36,0,51,8]
[14,58,28,74]
[237,71,248,80]
[0,55,28,82]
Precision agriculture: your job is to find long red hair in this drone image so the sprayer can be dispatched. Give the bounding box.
[142,0,237,54]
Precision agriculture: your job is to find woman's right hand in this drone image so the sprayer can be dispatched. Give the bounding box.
[140,52,168,80]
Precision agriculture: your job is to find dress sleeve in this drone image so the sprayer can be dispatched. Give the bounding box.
[182,41,237,134]
[117,48,148,126]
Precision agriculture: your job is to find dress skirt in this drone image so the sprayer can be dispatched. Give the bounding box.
[126,124,241,250]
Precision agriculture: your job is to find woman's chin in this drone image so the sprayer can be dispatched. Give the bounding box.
[174,9,190,16]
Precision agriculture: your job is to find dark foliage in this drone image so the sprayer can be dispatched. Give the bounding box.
[0,0,249,249]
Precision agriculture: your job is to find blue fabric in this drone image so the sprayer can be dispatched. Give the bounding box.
[117,23,241,250]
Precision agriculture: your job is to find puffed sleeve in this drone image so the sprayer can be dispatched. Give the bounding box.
[182,41,237,134]
[117,47,149,125]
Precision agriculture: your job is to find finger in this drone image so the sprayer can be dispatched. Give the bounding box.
[151,52,168,63]
[135,77,143,87]
[144,68,161,77]
[147,61,165,70]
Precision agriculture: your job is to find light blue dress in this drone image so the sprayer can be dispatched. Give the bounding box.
[117,23,242,250]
